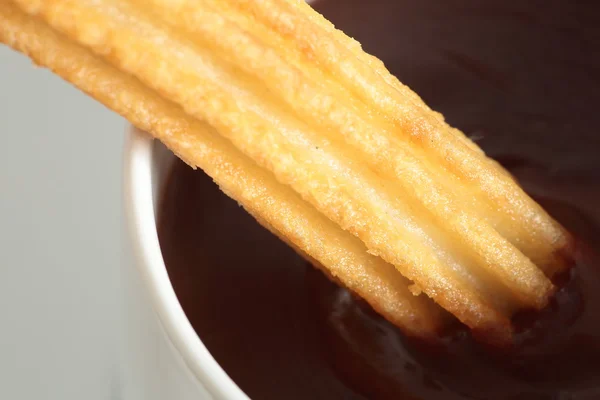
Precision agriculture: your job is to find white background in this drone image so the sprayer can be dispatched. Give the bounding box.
[1,46,126,399]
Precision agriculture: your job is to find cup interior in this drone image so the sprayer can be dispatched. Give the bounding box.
[124,128,249,400]
[124,0,600,398]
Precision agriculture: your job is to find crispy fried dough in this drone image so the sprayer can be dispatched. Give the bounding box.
[1,0,573,343]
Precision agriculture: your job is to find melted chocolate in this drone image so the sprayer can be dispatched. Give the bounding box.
[157,1,600,398]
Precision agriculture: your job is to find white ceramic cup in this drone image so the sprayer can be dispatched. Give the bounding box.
[121,126,248,400]
[119,0,316,395]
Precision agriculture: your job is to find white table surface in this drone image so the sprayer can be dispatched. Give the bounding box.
[1,46,127,400]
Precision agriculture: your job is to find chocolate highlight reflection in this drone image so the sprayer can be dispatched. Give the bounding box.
[158,0,600,399]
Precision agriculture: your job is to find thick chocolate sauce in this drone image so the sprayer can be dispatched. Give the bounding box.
[157,1,600,398]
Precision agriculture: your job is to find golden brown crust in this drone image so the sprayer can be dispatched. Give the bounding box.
[0,0,444,338]
[1,0,572,343]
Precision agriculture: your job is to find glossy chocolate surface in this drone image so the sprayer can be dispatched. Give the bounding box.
[158,1,600,398]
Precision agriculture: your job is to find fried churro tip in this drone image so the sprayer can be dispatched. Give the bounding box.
[1,0,572,344]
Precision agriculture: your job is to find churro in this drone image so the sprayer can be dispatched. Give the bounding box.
[0,0,573,343]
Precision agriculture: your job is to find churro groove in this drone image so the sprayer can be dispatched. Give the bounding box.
[0,0,572,344]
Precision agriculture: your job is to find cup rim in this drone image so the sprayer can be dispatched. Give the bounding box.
[123,124,250,400]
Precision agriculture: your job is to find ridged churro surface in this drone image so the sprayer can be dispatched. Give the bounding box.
[0,0,572,343]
